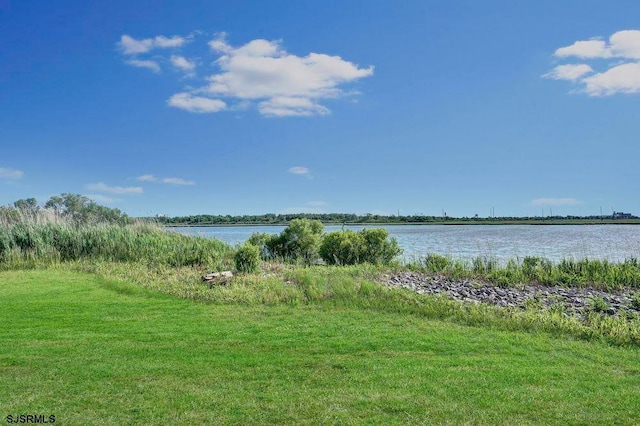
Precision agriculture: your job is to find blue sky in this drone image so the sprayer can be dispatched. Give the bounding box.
[2,1,640,217]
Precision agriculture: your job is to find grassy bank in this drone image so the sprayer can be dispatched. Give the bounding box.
[74,261,640,346]
[2,269,639,425]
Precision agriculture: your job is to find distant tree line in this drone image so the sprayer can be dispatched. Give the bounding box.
[153,212,639,226]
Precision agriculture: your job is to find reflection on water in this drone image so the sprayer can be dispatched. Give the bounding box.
[171,224,640,264]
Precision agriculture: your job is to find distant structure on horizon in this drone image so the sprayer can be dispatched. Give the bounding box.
[612,211,636,220]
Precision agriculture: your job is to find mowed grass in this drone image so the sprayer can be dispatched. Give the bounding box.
[1,270,639,425]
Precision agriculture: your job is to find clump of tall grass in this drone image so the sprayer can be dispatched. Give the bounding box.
[0,210,233,270]
[407,254,640,289]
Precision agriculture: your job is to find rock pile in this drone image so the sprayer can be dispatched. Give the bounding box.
[380,271,639,318]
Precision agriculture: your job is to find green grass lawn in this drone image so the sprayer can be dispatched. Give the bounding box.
[1,269,639,425]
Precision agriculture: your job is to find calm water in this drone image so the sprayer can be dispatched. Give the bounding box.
[171,224,640,264]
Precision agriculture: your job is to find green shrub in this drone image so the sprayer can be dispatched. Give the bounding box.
[235,243,261,273]
[278,219,324,265]
[319,228,401,266]
[320,230,363,265]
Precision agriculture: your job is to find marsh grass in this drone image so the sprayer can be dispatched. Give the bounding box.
[0,212,233,270]
[408,254,640,290]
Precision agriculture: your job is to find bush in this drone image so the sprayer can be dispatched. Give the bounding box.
[278,219,324,265]
[235,243,261,273]
[319,228,401,266]
[319,230,362,265]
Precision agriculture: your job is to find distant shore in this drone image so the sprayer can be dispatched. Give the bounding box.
[164,219,640,227]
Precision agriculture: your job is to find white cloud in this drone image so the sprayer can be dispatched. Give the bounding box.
[546,29,640,96]
[555,39,610,59]
[307,200,326,206]
[288,166,309,175]
[543,64,593,81]
[118,34,186,55]
[582,62,640,96]
[119,32,373,117]
[609,30,640,59]
[170,55,196,72]
[554,30,640,60]
[86,182,143,194]
[531,198,583,207]
[154,35,186,49]
[0,167,24,180]
[208,32,232,53]
[119,35,154,55]
[126,59,161,73]
[167,92,226,113]
[137,174,158,182]
[162,177,195,185]
[205,36,373,111]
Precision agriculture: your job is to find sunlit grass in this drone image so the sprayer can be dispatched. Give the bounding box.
[1,269,639,425]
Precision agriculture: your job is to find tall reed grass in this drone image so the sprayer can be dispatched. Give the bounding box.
[0,210,233,270]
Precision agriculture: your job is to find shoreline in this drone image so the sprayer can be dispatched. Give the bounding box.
[164,220,640,227]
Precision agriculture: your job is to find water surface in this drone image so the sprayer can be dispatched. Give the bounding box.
[171,224,640,263]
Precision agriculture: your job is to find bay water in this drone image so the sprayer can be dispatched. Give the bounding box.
[172,224,640,264]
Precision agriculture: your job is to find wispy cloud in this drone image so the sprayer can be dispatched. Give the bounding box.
[543,64,593,81]
[118,34,186,55]
[545,29,640,96]
[86,182,143,194]
[531,197,583,207]
[126,59,161,73]
[162,177,195,185]
[136,174,195,185]
[0,167,24,180]
[307,200,326,206]
[167,93,226,113]
[137,174,157,182]
[288,166,309,175]
[170,55,196,73]
[117,32,373,117]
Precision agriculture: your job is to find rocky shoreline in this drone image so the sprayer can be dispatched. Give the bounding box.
[380,271,639,318]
